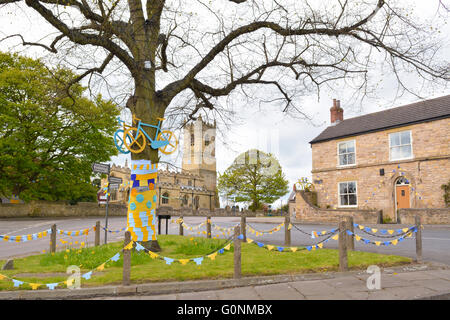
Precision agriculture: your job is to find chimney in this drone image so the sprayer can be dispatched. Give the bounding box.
[330,99,343,125]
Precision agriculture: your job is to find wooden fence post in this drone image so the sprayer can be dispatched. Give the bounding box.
[415,215,422,263]
[206,217,211,238]
[179,216,184,236]
[50,224,56,253]
[344,216,354,251]
[284,216,291,246]
[240,216,246,242]
[234,225,241,279]
[95,221,100,247]
[122,231,131,286]
[338,219,348,272]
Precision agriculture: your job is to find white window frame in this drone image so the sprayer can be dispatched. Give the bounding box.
[389,130,413,161]
[337,139,356,167]
[338,181,358,208]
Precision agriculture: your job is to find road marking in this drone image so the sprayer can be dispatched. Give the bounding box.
[423,237,450,241]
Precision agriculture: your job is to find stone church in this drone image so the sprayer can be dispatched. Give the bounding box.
[101,116,218,210]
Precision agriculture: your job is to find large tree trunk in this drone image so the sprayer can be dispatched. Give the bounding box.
[126,75,166,252]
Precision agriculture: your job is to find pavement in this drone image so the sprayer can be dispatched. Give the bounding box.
[0,262,449,300]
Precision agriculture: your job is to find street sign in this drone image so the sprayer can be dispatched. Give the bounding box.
[92,163,110,174]
[109,183,119,190]
[109,176,123,184]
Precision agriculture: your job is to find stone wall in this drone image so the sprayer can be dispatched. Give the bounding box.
[0,201,127,218]
[0,201,268,218]
[293,190,382,224]
[398,208,450,224]
[311,118,450,220]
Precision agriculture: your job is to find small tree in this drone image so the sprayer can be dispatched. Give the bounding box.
[218,149,289,212]
[0,52,119,202]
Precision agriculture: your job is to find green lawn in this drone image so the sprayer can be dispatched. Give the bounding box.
[0,235,411,291]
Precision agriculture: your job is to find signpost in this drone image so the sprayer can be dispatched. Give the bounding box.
[92,162,112,244]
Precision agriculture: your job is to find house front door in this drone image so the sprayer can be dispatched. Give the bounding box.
[396,185,410,209]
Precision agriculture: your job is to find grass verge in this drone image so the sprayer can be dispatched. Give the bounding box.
[0,234,411,291]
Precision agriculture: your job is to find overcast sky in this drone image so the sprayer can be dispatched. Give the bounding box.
[1,0,449,208]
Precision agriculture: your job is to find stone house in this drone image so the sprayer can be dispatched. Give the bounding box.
[101,116,218,210]
[306,95,450,222]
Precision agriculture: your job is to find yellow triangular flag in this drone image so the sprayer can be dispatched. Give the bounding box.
[66,279,74,287]
[0,274,6,280]
[318,243,323,249]
[97,263,105,271]
[288,224,292,230]
[267,245,274,251]
[321,231,327,235]
[355,235,361,241]
[312,245,316,250]
[388,230,394,235]
[371,228,378,233]
[124,242,134,250]
[179,259,189,265]
[402,228,409,233]
[208,252,217,260]
[29,283,40,290]
[375,241,381,246]
[406,232,413,238]
[224,243,231,250]
[290,247,298,252]
[358,225,364,230]
[391,239,398,245]
[246,238,253,244]
[332,234,339,241]
[149,251,159,259]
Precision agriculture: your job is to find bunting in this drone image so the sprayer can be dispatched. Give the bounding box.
[0,248,123,290]
[346,227,417,246]
[130,238,233,266]
[0,228,52,243]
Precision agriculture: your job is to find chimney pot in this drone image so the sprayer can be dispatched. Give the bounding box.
[330,99,344,125]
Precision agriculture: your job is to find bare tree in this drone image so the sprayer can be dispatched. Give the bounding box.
[1,0,448,249]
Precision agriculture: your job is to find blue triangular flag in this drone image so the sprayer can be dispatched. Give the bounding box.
[256,242,264,247]
[306,246,312,251]
[135,243,145,251]
[12,279,24,287]
[218,248,224,254]
[110,253,120,262]
[364,239,370,244]
[82,271,92,280]
[383,241,390,246]
[46,283,58,290]
[164,257,174,265]
[193,257,203,265]
[396,229,403,233]
[353,223,358,228]
[364,227,371,232]
[346,230,353,236]
[277,247,284,252]
[380,230,387,235]
[398,237,404,242]
[237,234,244,240]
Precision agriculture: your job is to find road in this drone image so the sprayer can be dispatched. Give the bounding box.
[1,216,449,265]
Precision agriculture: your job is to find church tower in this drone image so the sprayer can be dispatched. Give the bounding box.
[182,115,217,193]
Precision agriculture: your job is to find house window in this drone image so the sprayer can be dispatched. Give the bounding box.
[389,130,412,161]
[338,181,357,207]
[162,192,169,204]
[190,133,194,146]
[338,140,356,166]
